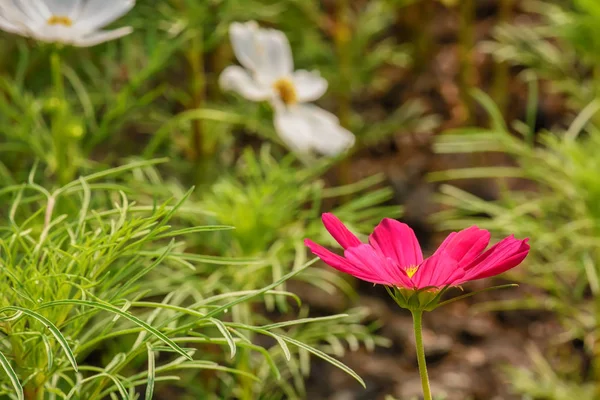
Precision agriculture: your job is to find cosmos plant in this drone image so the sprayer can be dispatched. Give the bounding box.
[306,213,530,399]
[220,21,356,156]
[0,0,135,47]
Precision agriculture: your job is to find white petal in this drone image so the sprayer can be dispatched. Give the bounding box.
[274,104,354,156]
[229,21,293,84]
[71,26,132,46]
[301,105,355,155]
[0,4,45,38]
[273,104,317,154]
[229,21,261,71]
[13,0,51,23]
[75,0,135,32]
[219,65,272,102]
[292,70,328,102]
[36,25,75,43]
[255,28,293,80]
[0,17,26,34]
[43,0,82,18]
[0,0,133,45]
[299,104,341,125]
[0,3,29,35]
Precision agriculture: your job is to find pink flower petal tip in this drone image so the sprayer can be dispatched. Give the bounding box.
[305,213,530,290]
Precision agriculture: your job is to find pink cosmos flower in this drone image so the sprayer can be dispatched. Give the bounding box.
[305,213,530,290]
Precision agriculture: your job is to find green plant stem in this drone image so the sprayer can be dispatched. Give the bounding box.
[491,0,514,117]
[334,0,351,129]
[411,310,432,400]
[236,300,255,400]
[408,0,435,74]
[50,51,69,185]
[594,269,600,397]
[187,28,207,161]
[458,0,476,124]
[524,73,538,145]
[334,0,353,188]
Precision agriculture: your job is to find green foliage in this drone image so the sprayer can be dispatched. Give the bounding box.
[0,28,186,184]
[123,148,396,398]
[0,0,436,185]
[0,161,384,399]
[0,3,427,394]
[505,344,597,400]
[201,145,401,255]
[433,91,600,399]
[483,0,600,111]
[0,0,512,398]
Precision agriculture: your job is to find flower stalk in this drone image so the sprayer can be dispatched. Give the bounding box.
[411,310,432,400]
[334,0,352,130]
[334,0,353,186]
[491,0,514,117]
[186,27,207,161]
[458,0,476,124]
[407,0,435,74]
[50,51,70,185]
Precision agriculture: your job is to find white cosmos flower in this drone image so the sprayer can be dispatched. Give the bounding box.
[219,21,355,156]
[0,0,135,47]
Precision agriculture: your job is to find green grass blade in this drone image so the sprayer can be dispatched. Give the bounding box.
[37,300,191,360]
[0,350,23,400]
[145,344,155,400]
[158,252,263,266]
[260,330,291,362]
[259,314,349,330]
[436,284,519,308]
[204,258,316,319]
[41,333,54,370]
[208,318,236,358]
[60,158,169,193]
[171,338,281,381]
[153,225,234,239]
[0,307,78,372]
[281,335,365,388]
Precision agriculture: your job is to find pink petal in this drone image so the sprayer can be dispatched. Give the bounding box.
[322,213,362,249]
[434,226,490,266]
[368,218,423,267]
[304,239,390,285]
[344,244,413,287]
[460,236,530,283]
[411,252,462,289]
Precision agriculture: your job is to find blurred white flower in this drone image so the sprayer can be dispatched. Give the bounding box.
[0,0,135,47]
[220,21,355,156]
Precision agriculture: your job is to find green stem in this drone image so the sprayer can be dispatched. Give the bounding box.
[491,0,514,117]
[411,310,432,400]
[334,0,351,129]
[458,0,476,124]
[525,73,538,145]
[334,0,353,188]
[415,1,436,74]
[594,255,600,397]
[236,302,254,400]
[187,28,207,161]
[50,51,70,185]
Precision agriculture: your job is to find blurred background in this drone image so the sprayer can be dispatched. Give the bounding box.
[1,0,599,399]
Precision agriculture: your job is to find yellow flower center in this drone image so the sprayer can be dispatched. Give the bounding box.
[273,79,297,105]
[406,265,419,278]
[47,16,73,27]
